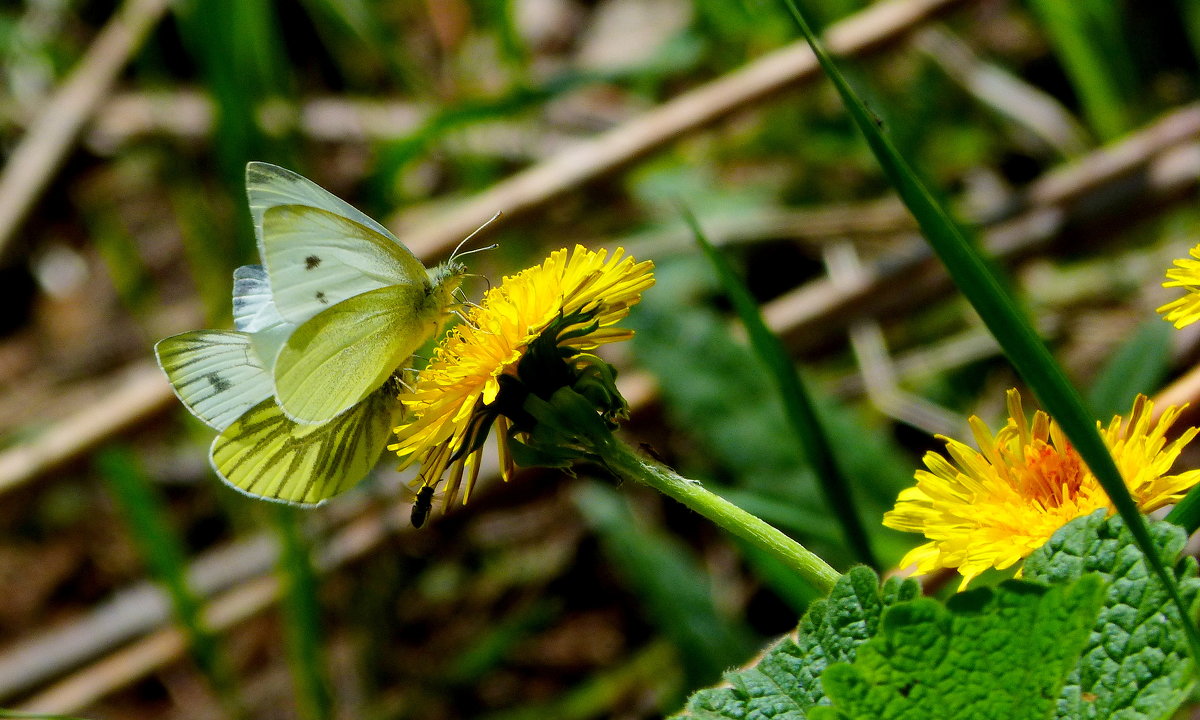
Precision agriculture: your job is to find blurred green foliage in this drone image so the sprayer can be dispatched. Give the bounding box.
[2,0,1200,717]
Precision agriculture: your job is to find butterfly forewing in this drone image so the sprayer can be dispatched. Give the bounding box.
[155,330,274,431]
[246,162,401,250]
[209,380,404,505]
[261,204,429,326]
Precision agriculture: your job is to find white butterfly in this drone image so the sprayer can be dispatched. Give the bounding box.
[155,163,472,504]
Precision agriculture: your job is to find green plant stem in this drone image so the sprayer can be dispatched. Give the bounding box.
[596,435,841,595]
[1166,484,1200,534]
[686,208,876,567]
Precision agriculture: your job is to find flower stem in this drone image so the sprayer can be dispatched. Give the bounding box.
[597,435,841,594]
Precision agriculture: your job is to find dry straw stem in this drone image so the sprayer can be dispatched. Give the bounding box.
[0,0,171,262]
[0,362,173,495]
[12,491,434,715]
[86,92,576,162]
[0,88,1198,505]
[0,532,277,701]
[762,102,1200,350]
[7,101,1200,711]
[914,25,1090,157]
[391,0,969,257]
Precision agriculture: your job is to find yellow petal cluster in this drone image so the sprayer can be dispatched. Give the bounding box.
[389,245,654,505]
[1159,244,1200,328]
[884,390,1200,589]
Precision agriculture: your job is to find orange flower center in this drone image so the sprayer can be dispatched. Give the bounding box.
[1015,441,1085,509]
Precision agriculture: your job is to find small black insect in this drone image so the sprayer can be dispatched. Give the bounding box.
[305,255,321,270]
[411,485,435,528]
[206,372,231,393]
[315,290,328,304]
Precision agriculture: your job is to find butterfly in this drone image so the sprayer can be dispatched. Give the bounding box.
[155,163,474,504]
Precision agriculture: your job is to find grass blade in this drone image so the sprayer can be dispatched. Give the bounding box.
[96,446,244,717]
[271,506,333,720]
[778,0,1200,665]
[1025,0,1134,141]
[1166,484,1200,533]
[1086,318,1171,419]
[685,209,876,567]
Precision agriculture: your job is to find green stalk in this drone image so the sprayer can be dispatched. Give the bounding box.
[778,0,1200,666]
[686,208,876,567]
[97,446,245,718]
[1166,484,1200,534]
[596,434,841,595]
[1025,0,1133,141]
[272,506,333,720]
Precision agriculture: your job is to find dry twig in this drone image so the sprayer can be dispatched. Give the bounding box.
[0,0,171,262]
[391,0,970,257]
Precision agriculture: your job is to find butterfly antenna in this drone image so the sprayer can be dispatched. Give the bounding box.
[448,212,503,262]
[453,242,499,261]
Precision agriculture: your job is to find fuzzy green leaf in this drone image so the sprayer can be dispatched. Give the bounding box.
[673,566,919,719]
[812,577,1103,720]
[1023,510,1200,719]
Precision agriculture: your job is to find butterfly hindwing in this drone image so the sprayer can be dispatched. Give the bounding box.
[154,330,274,431]
[231,264,296,364]
[232,264,280,334]
[260,204,430,326]
[272,284,439,424]
[209,379,405,505]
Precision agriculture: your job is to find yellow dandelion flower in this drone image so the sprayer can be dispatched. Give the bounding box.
[389,245,655,510]
[883,390,1200,589]
[1159,245,1200,328]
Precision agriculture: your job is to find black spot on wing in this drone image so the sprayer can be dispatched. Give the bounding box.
[305,255,321,270]
[206,372,232,393]
[315,291,328,304]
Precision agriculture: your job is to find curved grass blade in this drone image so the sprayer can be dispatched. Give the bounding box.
[685,208,875,567]
[97,446,245,718]
[1086,318,1171,419]
[1166,485,1200,533]
[272,506,333,720]
[777,0,1200,666]
[1025,0,1134,141]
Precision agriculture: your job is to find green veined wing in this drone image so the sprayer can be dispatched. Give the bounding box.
[272,283,452,424]
[209,378,405,505]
